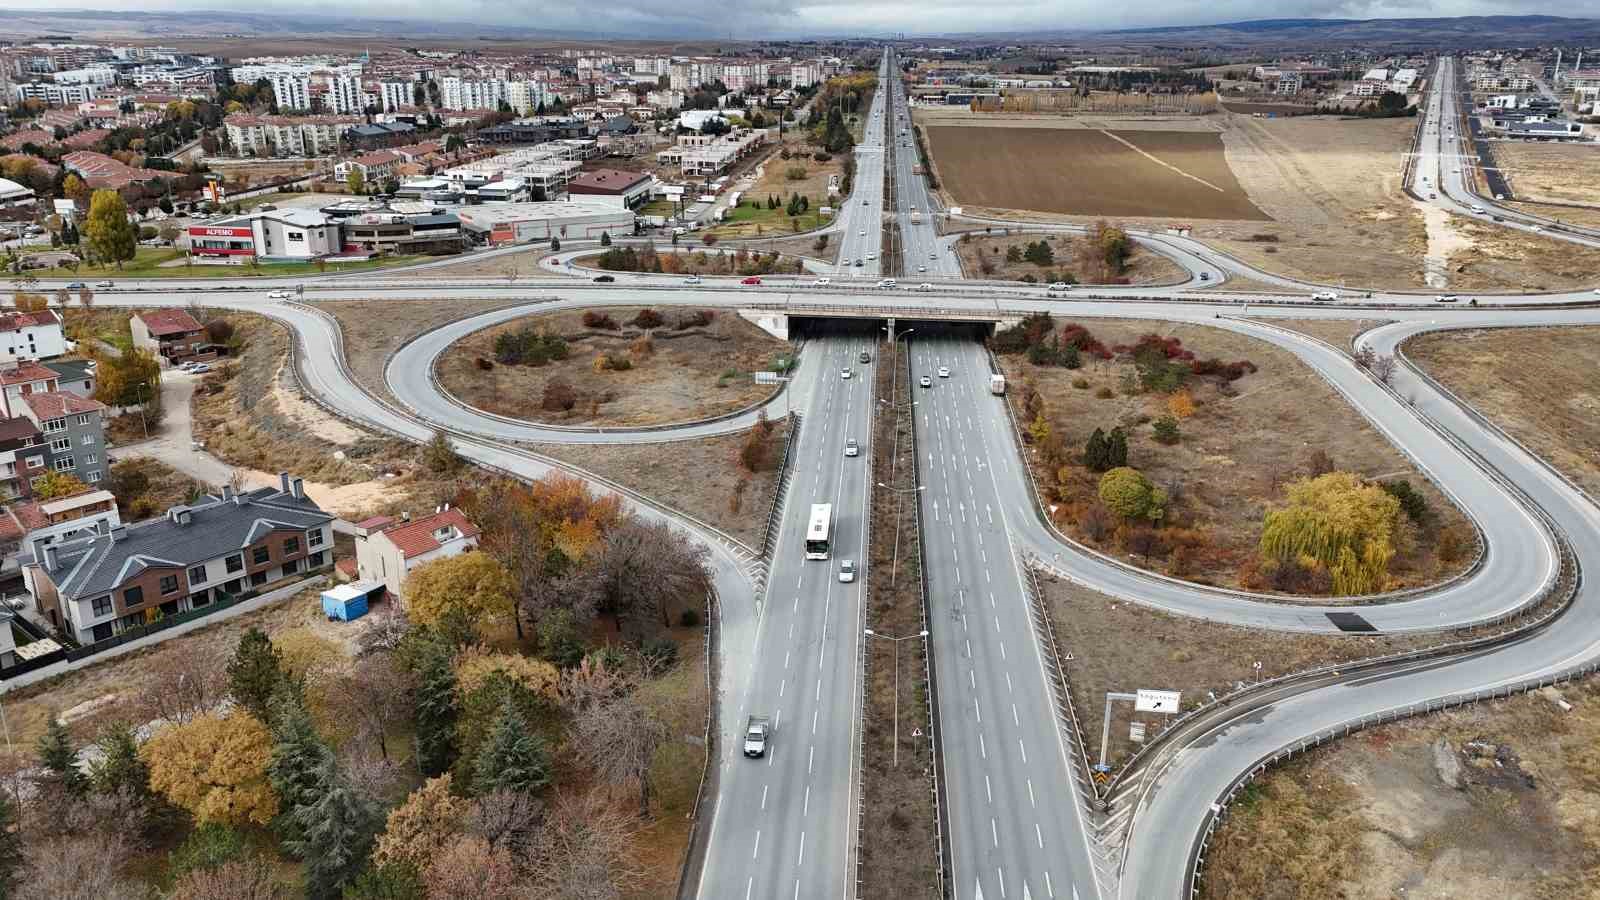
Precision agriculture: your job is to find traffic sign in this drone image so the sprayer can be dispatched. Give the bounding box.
[1135,689,1181,714]
[754,371,788,384]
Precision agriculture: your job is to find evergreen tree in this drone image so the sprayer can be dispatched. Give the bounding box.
[0,793,21,897]
[1085,428,1109,472]
[288,763,382,900]
[549,237,560,252]
[413,637,459,777]
[342,862,425,900]
[1107,427,1129,469]
[83,189,137,268]
[600,231,611,247]
[228,627,288,721]
[89,722,150,799]
[269,690,334,846]
[37,715,87,799]
[472,697,552,796]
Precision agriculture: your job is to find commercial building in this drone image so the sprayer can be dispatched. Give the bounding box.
[186,209,343,263]
[565,167,655,209]
[341,209,462,255]
[0,177,35,208]
[21,475,333,644]
[354,505,479,599]
[656,128,769,178]
[455,199,636,246]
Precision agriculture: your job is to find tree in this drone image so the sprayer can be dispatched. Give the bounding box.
[472,699,552,797]
[14,833,146,900]
[92,346,161,408]
[228,627,289,721]
[1084,428,1109,472]
[171,856,289,900]
[268,692,334,843]
[411,636,459,777]
[424,836,529,900]
[326,654,412,761]
[343,863,425,900]
[142,711,279,827]
[1152,415,1181,445]
[530,788,639,896]
[32,469,87,500]
[286,764,382,900]
[1167,390,1195,420]
[599,231,611,247]
[1098,467,1167,522]
[37,715,87,799]
[374,775,467,873]
[84,189,137,268]
[1107,426,1129,469]
[421,430,461,474]
[444,134,467,155]
[570,692,668,817]
[87,722,156,813]
[549,237,560,252]
[1260,471,1402,595]
[347,169,366,195]
[404,551,514,631]
[62,173,90,209]
[593,519,711,641]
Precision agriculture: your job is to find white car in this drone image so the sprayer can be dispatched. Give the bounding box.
[930,252,937,260]
[838,559,856,583]
[844,438,859,457]
[1048,281,1070,291]
[813,277,831,287]
[841,368,852,380]
[1311,290,1339,302]
[938,366,950,378]
[683,275,702,284]
[919,375,932,388]
[1435,295,1460,303]
[1532,225,1544,232]
[859,230,867,236]
[877,278,897,289]
[95,280,114,288]
[189,363,212,373]
[267,290,293,300]
[918,283,933,291]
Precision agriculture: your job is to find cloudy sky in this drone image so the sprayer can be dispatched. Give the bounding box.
[8,0,1596,37]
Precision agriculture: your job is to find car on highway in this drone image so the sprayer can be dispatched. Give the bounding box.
[1199,272,1210,281]
[683,275,702,285]
[877,278,897,289]
[267,290,294,300]
[1429,192,1438,199]
[859,230,866,236]
[1048,281,1070,291]
[742,276,762,285]
[1532,225,1545,232]
[938,366,950,378]
[918,283,933,291]
[844,439,859,458]
[840,367,852,380]
[813,277,831,287]
[593,275,615,283]
[917,265,926,273]
[838,559,856,583]
[1435,294,1460,303]
[854,259,863,267]
[930,252,937,259]
[1312,290,1340,302]
[919,375,932,388]
[743,716,770,758]
[859,351,871,363]
[64,281,85,290]
[95,280,114,288]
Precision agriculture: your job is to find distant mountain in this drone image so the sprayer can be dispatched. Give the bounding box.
[0,8,606,41]
[1088,15,1600,48]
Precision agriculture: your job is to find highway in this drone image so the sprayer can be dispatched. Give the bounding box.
[882,49,963,280]
[912,330,1099,900]
[695,325,877,900]
[831,57,890,280]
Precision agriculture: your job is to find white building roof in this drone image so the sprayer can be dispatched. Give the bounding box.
[455,199,633,230]
[0,178,34,201]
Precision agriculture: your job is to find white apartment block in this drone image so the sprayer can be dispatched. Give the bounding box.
[655,128,769,177]
[1275,73,1303,95]
[634,57,670,76]
[790,62,822,88]
[51,66,116,86]
[441,76,507,111]
[11,82,98,106]
[224,114,360,157]
[380,80,414,111]
[269,73,311,111]
[324,74,365,114]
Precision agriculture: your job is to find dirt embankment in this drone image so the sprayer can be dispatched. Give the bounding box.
[1200,679,1600,899]
[1000,317,1472,593]
[953,231,1187,285]
[436,306,790,428]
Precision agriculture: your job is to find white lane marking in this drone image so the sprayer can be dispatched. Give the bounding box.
[1012,704,1020,726]
[815,680,822,701]
[980,732,987,759]
[965,639,972,658]
[798,831,806,867]
[812,708,819,735]
[779,679,786,698]
[761,785,768,810]
[999,868,1007,899]
[1000,642,1007,661]
[804,785,811,817]
[992,818,999,847]
[784,651,790,669]
[747,877,753,900]
[1028,780,1036,808]
[808,745,815,774]
[974,696,982,723]
[753,830,761,859]
[1006,672,1013,693]
[1019,739,1028,764]
[986,774,992,803]
[1036,823,1044,849]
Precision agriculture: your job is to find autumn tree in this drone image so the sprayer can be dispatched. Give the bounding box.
[404,551,515,631]
[569,692,669,818]
[424,836,530,900]
[593,519,710,641]
[1168,390,1196,420]
[92,346,161,408]
[14,833,145,900]
[1098,467,1167,522]
[31,470,87,500]
[374,775,468,873]
[84,189,137,268]
[530,788,640,896]
[421,430,462,474]
[325,653,413,761]
[1260,471,1402,595]
[171,856,290,900]
[142,712,278,827]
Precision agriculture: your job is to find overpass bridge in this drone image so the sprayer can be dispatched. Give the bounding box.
[737,302,1026,340]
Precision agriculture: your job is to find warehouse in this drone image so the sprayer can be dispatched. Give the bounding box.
[455,200,635,246]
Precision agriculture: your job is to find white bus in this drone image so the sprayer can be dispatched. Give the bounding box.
[805,503,833,560]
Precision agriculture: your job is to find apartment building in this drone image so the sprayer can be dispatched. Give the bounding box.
[223,114,362,157]
[11,82,99,106]
[0,417,47,502]
[354,505,479,599]
[21,392,108,486]
[0,310,67,365]
[442,76,507,111]
[22,475,333,644]
[380,80,414,112]
[655,128,770,177]
[324,73,365,115]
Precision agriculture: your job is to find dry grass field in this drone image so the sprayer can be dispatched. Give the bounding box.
[1000,317,1471,593]
[437,306,789,428]
[1200,680,1600,900]
[1407,326,1600,498]
[925,125,1269,220]
[1493,142,1600,207]
[954,232,1187,284]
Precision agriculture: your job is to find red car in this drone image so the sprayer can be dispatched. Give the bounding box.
[741,276,762,285]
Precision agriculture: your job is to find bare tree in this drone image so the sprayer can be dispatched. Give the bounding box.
[16,833,147,900]
[131,642,229,726]
[530,788,639,899]
[556,654,632,716]
[423,836,529,900]
[569,692,669,818]
[326,654,413,760]
[593,520,710,641]
[338,742,410,809]
[171,856,289,900]
[1370,355,1397,385]
[465,788,544,855]
[355,601,410,657]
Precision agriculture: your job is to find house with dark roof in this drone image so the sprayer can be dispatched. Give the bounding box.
[21,473,334,644]
[566,167,655,209]
[354,504,479,599]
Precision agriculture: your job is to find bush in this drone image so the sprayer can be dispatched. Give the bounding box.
[1094,387,1114,399]
[1098,467,1167,521]
[204,319,235,344]
[1152,415,1181,445]
[541,379,578,412]
[168,822,246,879]
[1381,479,1432,524]
[581,311,619,330]
[785,165,807,181]
[474,357,493,371]
[641,637,679,669]
[630,308,664,329]
[680,608,701,627]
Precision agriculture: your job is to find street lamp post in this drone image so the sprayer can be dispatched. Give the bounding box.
[875,482,925,586]
[864,627,928,767]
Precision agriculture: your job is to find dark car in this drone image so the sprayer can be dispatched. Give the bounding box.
[593,275,615,283]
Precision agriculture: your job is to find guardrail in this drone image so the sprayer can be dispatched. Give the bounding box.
[759,412,802,563]
[1020,556,1101,804]
[674,580,720,900]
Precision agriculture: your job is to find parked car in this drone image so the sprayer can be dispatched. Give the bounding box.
[189,363,212,373]
[844,439,859,457]
[593,275,615,283]
[741,276,762,285]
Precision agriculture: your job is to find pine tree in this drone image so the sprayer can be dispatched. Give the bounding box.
[288,763,381,900]
[1085,428,1109,472]
[600,231,611,247]
[228,627,287,721]
[269,689,333,846]
[1107,427,1129,469]
[472,698,552,796]
[89,722,150,798]
[37,715,87,799]
[549,237,560,252]
[413,638,459,777]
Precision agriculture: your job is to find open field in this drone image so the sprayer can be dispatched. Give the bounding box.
[1493,141,1600,207]
[999,317,1471,593]
[1444,216,1600,292]
[1200,678,1600,899]
[436,306,788,428]
[1408,326,1600,499]
[926,125,1268,220]
[1250,317,1390,352]
[1040,573,1439,770]
[953,231,1187,284]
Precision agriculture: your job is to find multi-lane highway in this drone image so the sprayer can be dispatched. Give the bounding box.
[883,49,962,280]
[831,57,890,280]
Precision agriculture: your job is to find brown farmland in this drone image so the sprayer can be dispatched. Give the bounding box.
[926,126,1270,220]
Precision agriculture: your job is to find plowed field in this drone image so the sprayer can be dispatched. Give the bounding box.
[925,126,1269,220]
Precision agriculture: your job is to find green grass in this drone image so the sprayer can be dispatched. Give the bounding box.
[25,248,427,279]
[639,199,680,217]
[707,200,830,238]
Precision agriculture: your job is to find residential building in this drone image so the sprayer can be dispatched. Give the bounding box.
[325,74,365,115]
[354,505,479,599]
[380,80,414,112]
[0,417,47,502]
[130,308,208,363]
[21,475,333,644]
[60,150,166,189]
[334,150,402,185]
[441,76,507,111]
[223,114,361,158]
[6,488,120,572]
[0,361,64,420]
[269,73,312,111]
[11,81,99,106]
[1275,72,1303,95]
[0,310,66,365]
[21,391,108,486]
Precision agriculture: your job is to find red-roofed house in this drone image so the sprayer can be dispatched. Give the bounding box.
[62,129,110,151]
[60,150,165,190]
[130,309,209,364]
[0,131,57,152]
[354,505,480,599]
[333,150,401,184]
[0,362,62,419]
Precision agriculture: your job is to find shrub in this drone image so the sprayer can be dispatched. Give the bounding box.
[629,336,655,359]
[785,165,807,181]
[1152,415,1181,445]
[630,308,664,330]
[541,379,578,412]
[204,319,235,344]
[474,357,494,371]
[1381,479,1431,524]
[1436,523,1471,564]
[1094,387,1114,399]
[581,311,619,330]
[605,353,631,371]
[1098,467,1166,521]
[1072,378,1090,389]
[680,609,701,628]
[641,637,679,669]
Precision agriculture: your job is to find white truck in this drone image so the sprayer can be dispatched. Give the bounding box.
[743,716,771,758]
[990,374,1006,395]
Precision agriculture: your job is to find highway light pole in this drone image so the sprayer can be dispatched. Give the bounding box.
[863,627,928,766]
[876,482,924,586]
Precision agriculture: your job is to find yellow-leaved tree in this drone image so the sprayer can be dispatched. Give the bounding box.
[1260,471,1402,595]
[141,711,277,826]
[373,774,468,872]
[403,550,515,630]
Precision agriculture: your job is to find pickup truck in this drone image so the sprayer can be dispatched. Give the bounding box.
[744,716,771,758]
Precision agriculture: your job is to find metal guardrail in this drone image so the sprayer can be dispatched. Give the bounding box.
[760,413,802,562]
[674,581,720,900]
[1020,557,1100,803]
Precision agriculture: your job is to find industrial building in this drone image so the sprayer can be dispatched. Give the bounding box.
[455,199,635,246]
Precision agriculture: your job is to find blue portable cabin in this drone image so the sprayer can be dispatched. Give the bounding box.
[321,580,384,621]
